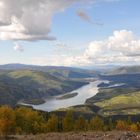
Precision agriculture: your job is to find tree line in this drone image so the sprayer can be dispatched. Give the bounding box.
[0,106,140,136]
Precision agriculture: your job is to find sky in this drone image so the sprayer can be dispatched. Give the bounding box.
[0,0,140,67]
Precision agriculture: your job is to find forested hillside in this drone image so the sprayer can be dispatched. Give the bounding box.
[0,106,140,137]
[0,69,89,106]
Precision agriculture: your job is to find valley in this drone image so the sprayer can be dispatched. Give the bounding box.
[0,64,140,118]
[0,67,90,106]
[0,64,140,138]
[22,80,103,112]
[0,0,140,138]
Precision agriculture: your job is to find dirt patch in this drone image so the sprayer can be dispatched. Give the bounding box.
[6,131,140,140]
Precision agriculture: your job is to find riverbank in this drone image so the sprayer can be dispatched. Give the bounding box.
[22,80,104,112]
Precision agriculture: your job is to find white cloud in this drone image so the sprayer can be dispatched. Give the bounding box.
[83,30,140,65]
[30,54,91,66]
[0,0,90,41]
[13,43,24,52]
[0,0,118,42]
[30,55,73,66]
[30,30,140,66]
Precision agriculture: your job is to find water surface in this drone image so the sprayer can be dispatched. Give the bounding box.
[31,80,104,111]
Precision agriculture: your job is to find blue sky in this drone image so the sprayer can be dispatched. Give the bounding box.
[0,0,140,66]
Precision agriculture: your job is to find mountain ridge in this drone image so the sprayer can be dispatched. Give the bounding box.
[104,65,140,75]
[0,63,98,78]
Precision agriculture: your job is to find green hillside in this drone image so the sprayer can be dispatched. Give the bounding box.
[0,64,98,78]
[0,70,88,106]
[95,91,140,116]
[7,70,66,89]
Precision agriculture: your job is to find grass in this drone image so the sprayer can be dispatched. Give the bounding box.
[95,91,140,108]
[86,87,138,104]
[95,91,140,116]
[7,70,63,88]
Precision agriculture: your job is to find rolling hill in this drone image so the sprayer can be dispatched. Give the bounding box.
[0,69,89,106]
[95,91,140,116]
[104,66,140,75]
[1,64,140,117]
[0,63,98,78]
[85,73,140,117]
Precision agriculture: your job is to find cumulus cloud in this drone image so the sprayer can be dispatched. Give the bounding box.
[13,43,24,52]
[85,30,140,57]
[77,10,103,25]
[0,0,118,42]
[83,30,140,65]
[31,30,140,66]
[31,55,73,66]
[0,0,90,41]
[30,54,91,66]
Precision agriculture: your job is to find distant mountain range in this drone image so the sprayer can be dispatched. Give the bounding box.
[0,63,98,78]
[104,66,140,75]
[2,63,140,76]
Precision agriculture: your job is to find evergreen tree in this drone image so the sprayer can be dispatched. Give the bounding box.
[108,118,114,131]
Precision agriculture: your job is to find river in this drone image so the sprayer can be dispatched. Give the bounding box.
[27,80,105,112]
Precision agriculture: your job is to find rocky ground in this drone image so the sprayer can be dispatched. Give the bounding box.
[2,131,140,140]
